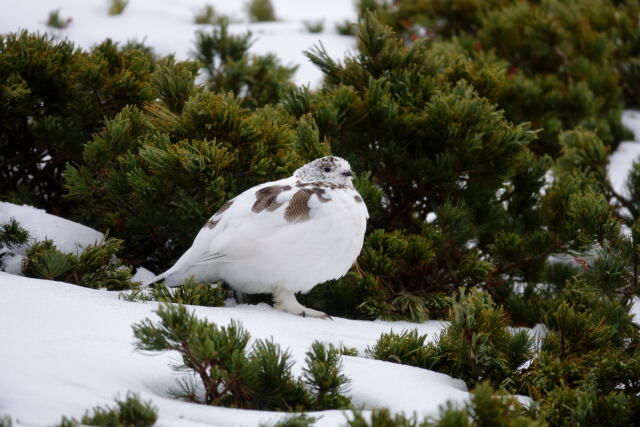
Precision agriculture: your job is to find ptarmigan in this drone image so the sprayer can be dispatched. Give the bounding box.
[146,156,369,318]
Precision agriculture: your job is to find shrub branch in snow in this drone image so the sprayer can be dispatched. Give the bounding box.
[59,392,157,427]
[121,277,228,307]
[367,289,532,389]
[22,237,135,290]
[345,382,542,427]
[132,304,351,411]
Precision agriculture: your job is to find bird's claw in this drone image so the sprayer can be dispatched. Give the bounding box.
[300,310,332,320]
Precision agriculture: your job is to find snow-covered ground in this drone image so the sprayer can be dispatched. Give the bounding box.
[0,202,104,275]
[0,211,468,426]
[0,0,357,87]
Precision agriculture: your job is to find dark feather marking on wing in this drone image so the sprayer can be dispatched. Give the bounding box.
[204,200,234,229]
[284,188,331,223]
[252,185,292,213]
[354,195,363,203]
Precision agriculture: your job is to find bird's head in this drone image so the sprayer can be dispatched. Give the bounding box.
[294,156,354,186]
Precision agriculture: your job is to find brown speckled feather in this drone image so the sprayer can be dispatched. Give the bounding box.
[284,188,331,223]
[204,200,234,229]
[252,185,292,213]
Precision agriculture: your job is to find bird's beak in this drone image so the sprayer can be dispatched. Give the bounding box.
[341,171,353,177]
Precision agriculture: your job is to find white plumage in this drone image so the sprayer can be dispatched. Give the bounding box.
[146,156,368,318]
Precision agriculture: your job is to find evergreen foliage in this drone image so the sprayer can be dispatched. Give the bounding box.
[47,9,71,29]
[246,0,277,22]
[423,290,532,388]
[122,278,228,307]
[0,218,29,249]
[195,21,297,108]
[194,5,218,25]
[365,329,429,367]
[303,20,324,34]
[262,414,318,427]
[345,382,542,426]
[59,392,157,427]
[22,237,134,290]
[132,304,351,411]
[302,341,351,410]
[518,283,640,424]
[335,20,358,36]
[362,0,638,155]
[367,290,532,389]
[108,0,128,16]
[0,31,195,213]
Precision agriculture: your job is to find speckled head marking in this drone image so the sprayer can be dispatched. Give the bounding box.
[204,200,234,229]
[284,188,331,223]
[294,156,354,186]
[252,185,292,213]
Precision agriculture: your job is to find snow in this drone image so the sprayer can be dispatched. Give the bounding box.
[632,297,640,327]
[0,0,357,87]
[0,202,103,253]
[0,202,105,274]
[0,272,469,426]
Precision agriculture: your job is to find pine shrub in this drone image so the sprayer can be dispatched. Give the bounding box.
[303,341,351,410]
[246,0,276,22]
[0,218,29,249]
[345,382,542,426]
[362,0,638,155]
[194,21,297,108]
[59,392,157,427]
[0,32,195,213]
[122,278,228,307]
[303,20,324,34]
[537,384,632,427]
[194,5,217,25]
[21,237,134,290]
[47,9,71,29]
[367,289,532,389]
[335,20,358,36]
[132,304,351,411]
[108,0,128,16]
[365,329,430,367]
[262,414,318,427]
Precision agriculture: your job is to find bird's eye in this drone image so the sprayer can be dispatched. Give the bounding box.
[324,167,331,173]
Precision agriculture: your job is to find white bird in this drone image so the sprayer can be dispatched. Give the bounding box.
[146,156,369,318]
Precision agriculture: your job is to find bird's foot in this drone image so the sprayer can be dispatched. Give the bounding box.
[272,287,332,320]
[299,307,333,320]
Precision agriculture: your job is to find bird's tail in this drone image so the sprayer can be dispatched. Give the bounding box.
[141,268,176,288]
[142,264,191,288]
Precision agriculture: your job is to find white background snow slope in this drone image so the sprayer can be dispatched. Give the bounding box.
[0,0,358,87]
